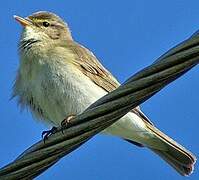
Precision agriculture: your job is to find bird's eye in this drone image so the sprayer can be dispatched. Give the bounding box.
[42,21,50,27]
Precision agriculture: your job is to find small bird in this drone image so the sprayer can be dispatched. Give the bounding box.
[13,11,196,176]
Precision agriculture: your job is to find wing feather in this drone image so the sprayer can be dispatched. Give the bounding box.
[62,41,153,125]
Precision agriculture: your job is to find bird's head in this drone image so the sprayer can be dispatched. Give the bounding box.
[14,11,73,52]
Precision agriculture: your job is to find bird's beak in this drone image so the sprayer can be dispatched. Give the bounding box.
[14,15,32,27]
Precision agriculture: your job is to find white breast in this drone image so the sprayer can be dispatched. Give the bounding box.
[15,52,107,125]
[14,51,147,142]
[44,62,108,125]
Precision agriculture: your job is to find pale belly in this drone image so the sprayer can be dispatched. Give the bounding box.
[17,62,148,142]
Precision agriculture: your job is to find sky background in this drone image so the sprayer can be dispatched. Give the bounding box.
[0,1,198,180]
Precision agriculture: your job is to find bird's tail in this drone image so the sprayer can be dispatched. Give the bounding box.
[144,123,196,176]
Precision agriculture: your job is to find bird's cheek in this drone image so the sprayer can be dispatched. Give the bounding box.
[46,29,60,40]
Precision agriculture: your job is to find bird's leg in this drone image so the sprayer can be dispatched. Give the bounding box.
[42,126,58,142]
[61,114,76,127]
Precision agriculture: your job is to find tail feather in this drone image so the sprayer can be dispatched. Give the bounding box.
[151,149,194,176]
[145,124,196,176]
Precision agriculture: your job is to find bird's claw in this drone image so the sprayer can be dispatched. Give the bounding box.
[61,115,76,127]
[60,115,76,133]
[42,126,58,142]
[42,115,76,141]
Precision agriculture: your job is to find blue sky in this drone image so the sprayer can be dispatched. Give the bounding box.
[0,0,198,179]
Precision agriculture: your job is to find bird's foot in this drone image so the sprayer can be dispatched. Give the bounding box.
[61,114,76,130]
[42,126,58,142]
